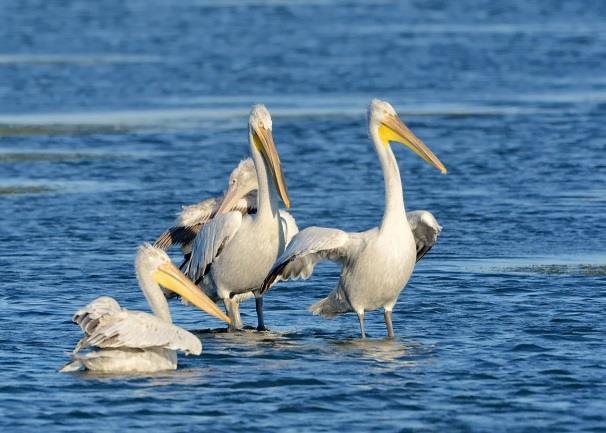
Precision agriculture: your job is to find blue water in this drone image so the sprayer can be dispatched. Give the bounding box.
[1,1,606,432]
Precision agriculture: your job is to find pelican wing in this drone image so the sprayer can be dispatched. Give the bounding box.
[261,227,351,294]
[279,210,299,245]
[154,225,201,251]
[154,195,256,251]
[76,310,202,355]
[184,211,243,284]
[73,296,122,336]
[407,210,442,262]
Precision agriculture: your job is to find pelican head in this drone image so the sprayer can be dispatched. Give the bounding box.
[369,99,447,174]
[135,244,230,324]
[229,158,257,193]
[248,104,291,208]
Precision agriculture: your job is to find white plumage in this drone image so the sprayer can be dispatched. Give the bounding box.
[263,99,447,338]
[184,105,295,331]
[60,245,229,373]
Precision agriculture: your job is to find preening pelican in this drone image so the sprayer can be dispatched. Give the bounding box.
[262,99,447,338]
[154,159,258,256]
[183,105,293,331]
[154,158,298,263]
[59,245,230,373]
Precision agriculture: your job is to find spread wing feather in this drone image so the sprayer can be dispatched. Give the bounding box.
[154,195,256,252]
[261,227,350,294]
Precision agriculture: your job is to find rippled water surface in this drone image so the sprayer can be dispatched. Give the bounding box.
[1,1,605,432]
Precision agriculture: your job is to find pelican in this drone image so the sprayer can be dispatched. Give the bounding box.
[183,105,293,331]
[262,99,447,338]
[59,245,230,373]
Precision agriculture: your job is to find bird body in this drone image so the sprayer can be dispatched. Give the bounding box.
[60,246,230,373]
[263,99,447,338]
[184,105,293,330]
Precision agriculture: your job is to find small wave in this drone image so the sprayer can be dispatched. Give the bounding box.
[0,179,136,196]
[504,264,606,276]
[346,22,606,37]
[0,53,163,65]
[0,124,131,136]
[0,148,153,162]
[0,185,56,195]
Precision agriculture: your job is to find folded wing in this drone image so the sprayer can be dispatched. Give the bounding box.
[183,211,243,284]
[75,310,202,355]
[407,210,442,262]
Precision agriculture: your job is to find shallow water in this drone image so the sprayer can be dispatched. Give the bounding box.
[1,1,605,432]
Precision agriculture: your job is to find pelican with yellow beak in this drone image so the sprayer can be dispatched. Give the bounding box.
[183,105,293,331]
[262,99,447,338]
[59,244,230,373]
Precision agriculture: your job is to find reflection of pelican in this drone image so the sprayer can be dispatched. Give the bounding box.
[59,245,230,373]
[330,339,410,363]
[263,99,447,338]
[183,105,295,331]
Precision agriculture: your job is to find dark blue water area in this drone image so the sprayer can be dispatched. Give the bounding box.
[1,1,605,432]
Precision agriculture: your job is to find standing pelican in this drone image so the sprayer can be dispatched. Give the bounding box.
[262,99,447,338]
[183,105,292,331]
[59,245,230,373]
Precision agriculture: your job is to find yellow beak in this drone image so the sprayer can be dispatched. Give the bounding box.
[152,262,231,324]
[379,114,447,174]
[252,125,291,208]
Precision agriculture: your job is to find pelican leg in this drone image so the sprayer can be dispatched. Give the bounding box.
[384,309,394,338]
[357,312,366,338]
[255,296,267,331]
[225,298,243,331]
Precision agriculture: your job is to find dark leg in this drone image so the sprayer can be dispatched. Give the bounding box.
[384,310,394,338]
[357,312,366,338]
[255,296,267,331]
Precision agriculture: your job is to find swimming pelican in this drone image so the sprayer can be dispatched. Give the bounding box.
[183,105,293,331]
[262,99,447,338]
[59,245,230,373]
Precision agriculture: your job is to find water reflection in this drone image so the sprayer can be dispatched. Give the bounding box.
[328,338,421,364]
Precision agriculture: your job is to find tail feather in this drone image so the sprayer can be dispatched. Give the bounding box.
[58,359,83,373]
[309,292,349,318]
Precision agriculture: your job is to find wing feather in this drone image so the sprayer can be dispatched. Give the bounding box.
[73,296,122,336]
[183,211,243,284]
[279,210,299,245]
[76,310,202,355]
[261,227,350,294]
[154,194,256,251]
[407,210,442,262]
